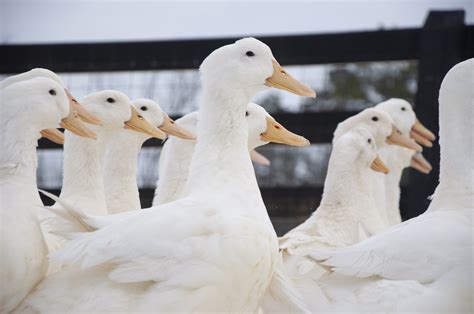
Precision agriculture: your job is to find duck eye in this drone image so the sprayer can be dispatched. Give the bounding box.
[245,51,255,57]
[371,116,379,122]
[49,89,56,96]
[140,106,148,111]
[401,107,406,111]
[245,111,249,117]
[107,97,115,103]
[367,138,372,144]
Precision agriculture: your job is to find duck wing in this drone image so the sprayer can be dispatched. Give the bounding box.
[310,210,472,283]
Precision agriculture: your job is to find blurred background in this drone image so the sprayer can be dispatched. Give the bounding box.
[1,0,473,234]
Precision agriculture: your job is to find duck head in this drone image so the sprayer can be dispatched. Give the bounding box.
[0,77,91,140]
[1,68,102,143]
[245,103,309,149]
[375,98,435,148]
[375,98,435,173]
[336,127,390,174]
[334,107,422,152]
[79,90,162,139]
[133,99,195,140]
[200,38,315,98]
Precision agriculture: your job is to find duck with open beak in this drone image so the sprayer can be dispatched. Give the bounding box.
[371,155,390,174]
[265,59,316,98]
[410,119,436,148]
[260,116,310,147]
[124,106,168,139]
[159,114,196,140]
[386,125,423,152]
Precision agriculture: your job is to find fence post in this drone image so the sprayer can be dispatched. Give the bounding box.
[404,10,468,219]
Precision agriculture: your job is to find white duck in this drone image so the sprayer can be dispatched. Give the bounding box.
[0,77,93,313]
[332,107,422,235]
[0,68,102,143]
[153,102,309,206]
[372,98,436,226]
[103,99,194,214]
[42,91,164,261]
[311,58,473,312]
[22,38,315,312]
[279,126,393,310]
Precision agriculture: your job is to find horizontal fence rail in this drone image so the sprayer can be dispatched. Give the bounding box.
[3,10,473,228]
[2,29,422,74]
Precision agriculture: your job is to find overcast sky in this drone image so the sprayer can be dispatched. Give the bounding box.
[1,0,472,44]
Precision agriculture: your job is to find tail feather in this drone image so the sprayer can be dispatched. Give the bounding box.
[39,189,96,233]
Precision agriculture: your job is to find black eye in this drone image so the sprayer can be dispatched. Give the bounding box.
[49,89,56,96]
[367,138,372,144]
[107,97,115,103]
[245,51,255,57]
[140,106,148,111]
[401,107,406,111]
[245,111,249,117]
[371,116,379,122]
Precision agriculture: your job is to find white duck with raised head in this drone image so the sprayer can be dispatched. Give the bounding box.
[153,102,309,206]
[104,99,194,214]
[311,58,473,312]
[0,77,93,313]
[22,38,315,312]
[372,98,435,226]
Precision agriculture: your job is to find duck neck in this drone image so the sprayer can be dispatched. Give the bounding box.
[320,149,371,213]
[59,129,108,214]
[318,144,381,238]
[0,122,39,190]
[103,132,147,213]
[429,80,473,212]
[185,87,266,218]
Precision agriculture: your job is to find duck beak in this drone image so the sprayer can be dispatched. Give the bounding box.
[386,125,422,152]
[410,119,436,148]
[40,128,64,145]
[250,149,271,166]
[124,106,167,139]
[410,153,432,174]
[370,155,390,174]
[265,59,316,98]
[261,116,310,147]
[60,102,97,139]
[65,89,102,126]
[159,115,196,140]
